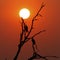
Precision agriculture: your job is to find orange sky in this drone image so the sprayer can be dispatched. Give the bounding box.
[0,0,60,60]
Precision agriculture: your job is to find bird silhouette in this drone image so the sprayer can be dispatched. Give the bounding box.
[24,23,28,32]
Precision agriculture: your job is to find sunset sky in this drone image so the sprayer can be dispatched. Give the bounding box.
[0,0,60,60]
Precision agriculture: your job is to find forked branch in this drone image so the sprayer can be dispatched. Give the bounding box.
[28,52,60,60]
[25,30,46,43]
[26,2,45,39]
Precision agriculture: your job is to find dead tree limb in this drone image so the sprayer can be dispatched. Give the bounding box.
[13,2,46,60]
[25,30,46,43]
[26,2,45,39]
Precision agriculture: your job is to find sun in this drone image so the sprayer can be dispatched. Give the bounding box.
[19,8,30,19]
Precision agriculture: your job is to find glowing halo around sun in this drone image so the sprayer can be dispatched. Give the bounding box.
[19,8,30,19]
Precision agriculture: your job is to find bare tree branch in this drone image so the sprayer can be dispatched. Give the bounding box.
[24,30,46,43]
[28,52,48,60]
[45,56,60,58]
[20,18,24,42]
[32,30,46,38]
[28,53,60,60]
[26,2,45,39]
[33,2,45,19]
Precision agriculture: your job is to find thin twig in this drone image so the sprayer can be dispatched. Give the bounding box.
[25,30,46,43]
[32,30,46,37]
[33,2,45,19]
[45,56,60,58]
